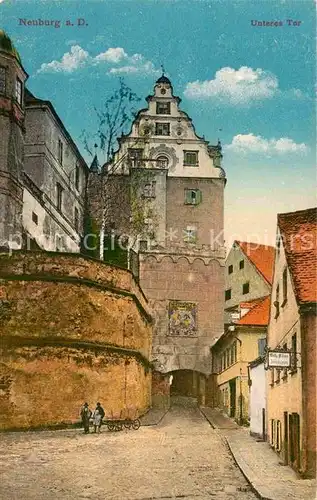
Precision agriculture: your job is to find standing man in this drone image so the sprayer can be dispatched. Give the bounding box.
[92,402,105,433]
[80,402,92,434]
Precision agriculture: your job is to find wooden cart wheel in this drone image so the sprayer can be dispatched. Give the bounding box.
[124,420,132,429]
[132,419,140,430]
[107,423,115,432]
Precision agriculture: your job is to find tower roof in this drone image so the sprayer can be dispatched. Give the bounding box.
[156,74,171,85]
[90,154,99,172]
[0,30,21,63]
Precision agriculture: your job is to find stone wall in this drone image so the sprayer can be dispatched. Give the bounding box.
[0,251,152,430]
[151,370,170,409]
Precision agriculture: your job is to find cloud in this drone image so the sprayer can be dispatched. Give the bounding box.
[65,39,78,46]
[95,47,127,63]
[225,134,309,155]
[184,66,302,105]
[109,57,160,76]
[37,45,159,76]
[38,45,89,73]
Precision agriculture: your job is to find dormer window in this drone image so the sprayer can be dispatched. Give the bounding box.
[0,67,6,94]
[15,77,23,106]
[156,102,171,115]
[155,122,170,136]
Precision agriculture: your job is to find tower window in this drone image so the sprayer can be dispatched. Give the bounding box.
[56,183,63,212]
[225,289,231,301]
[0,67,6,94]
[15,77,23,105]
[58,139,63,165]
[228,264,233,274]
[155,122,170,136]
[239,260,245,270]
[242,282,250,295]
[183,151,198,166]
[184,189,202,205]
[156,102,171,115]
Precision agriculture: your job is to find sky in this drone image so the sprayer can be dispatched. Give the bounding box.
[1,0,316,248]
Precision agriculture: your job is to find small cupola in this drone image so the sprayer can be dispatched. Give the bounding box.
[154,68,173,98]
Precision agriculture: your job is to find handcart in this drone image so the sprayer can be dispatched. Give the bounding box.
[105,408,141,432]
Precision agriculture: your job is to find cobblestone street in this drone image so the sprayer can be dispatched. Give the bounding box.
[0,406,256,500]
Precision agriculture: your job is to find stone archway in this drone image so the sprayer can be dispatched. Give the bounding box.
[169,369,207,406]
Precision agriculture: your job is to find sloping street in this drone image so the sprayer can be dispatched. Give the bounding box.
[0,406,256,500]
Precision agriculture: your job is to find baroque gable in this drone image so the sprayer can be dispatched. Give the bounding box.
[113,75,225,180]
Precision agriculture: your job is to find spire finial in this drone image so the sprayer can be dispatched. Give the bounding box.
[161,64,165,76]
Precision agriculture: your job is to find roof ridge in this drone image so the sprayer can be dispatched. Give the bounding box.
[278,207,317,218]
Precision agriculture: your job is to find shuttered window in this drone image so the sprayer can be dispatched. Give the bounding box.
[184,189,202,205]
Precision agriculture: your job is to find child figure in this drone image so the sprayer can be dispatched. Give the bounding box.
[92,402,105,433]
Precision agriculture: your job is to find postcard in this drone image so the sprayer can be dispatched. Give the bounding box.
[0,1,316,498]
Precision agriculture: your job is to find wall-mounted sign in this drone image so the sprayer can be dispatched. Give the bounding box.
[267,350,291,368]
[230,312,240,322]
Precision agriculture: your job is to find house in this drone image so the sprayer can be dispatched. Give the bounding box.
[212,295,269,423]
[249,355,266,439]
[267,207,317,477]
[23,89,88,252]
[225,240,275,316]
[0,30,88,253]
[90,74,227,406]
[211,240,274,423]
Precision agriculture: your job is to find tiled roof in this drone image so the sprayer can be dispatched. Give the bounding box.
[240,297,265,309]
[237,296,271,326]
[278,207,317,304]
[235,241,275,285]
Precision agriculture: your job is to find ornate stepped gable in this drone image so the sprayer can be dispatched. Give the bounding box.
[109,73,226,180]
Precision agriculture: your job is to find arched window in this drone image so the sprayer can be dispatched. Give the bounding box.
[157,155,169,168]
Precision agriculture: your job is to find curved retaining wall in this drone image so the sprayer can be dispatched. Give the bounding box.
[0,251,152,430]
